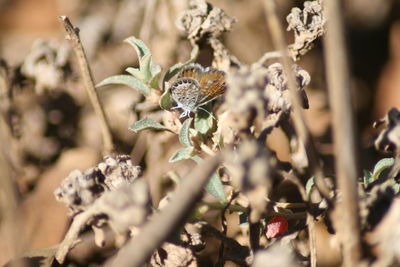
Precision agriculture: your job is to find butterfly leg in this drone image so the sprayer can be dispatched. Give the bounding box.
[179,110,191,118]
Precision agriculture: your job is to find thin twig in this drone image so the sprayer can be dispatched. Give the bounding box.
[204,201,307,219]
[59,16,114,155]
[107,154,223,267]
[264,198,307,209]
[279,170,317,267]
[323,1,362,266]
[216,193,236,267]
[261,0,331,201]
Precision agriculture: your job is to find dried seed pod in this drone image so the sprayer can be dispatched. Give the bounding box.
[177,0,236,43]
[221,63,310,140]
[287,0,326,60]
[54,154,141,215]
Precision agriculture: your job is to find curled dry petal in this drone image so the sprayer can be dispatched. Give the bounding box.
[374,108,400,153]
[177,0,236,43]
[286,0,326,60]
[54,154,141,215]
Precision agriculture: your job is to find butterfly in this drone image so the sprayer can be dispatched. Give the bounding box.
[170,63,226,118]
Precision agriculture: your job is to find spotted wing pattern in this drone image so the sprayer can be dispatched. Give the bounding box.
[170,78,201,112]
[178,63,204,80]
[170,63,226,117]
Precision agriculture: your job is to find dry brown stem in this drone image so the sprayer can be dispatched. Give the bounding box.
[59,16,114,155]
[262,3,330,265]
[262,0,331,202]
[108,153,222,267]
[323,0,362,265]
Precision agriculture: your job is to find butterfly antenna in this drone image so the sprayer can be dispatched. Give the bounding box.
[197,106,218,123]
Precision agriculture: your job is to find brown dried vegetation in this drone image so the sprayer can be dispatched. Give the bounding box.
[1,0,400,266]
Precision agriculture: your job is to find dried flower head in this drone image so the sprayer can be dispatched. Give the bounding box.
[177,0,236,43]
[54,154,141,214]
[287,0,326,60]
[222,63,310,137]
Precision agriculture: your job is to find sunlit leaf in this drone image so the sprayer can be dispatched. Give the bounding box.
[195,105,214,135]
[96,75,151,96]
[192,156,227,203]
[363,170,373,186]
[159,85,173,110]
[371,157,394,181]
[163,63,184,86]
[125,67,142,80]
[305,176,315,197]
[169,147,195,163]
[129,118,170,133]
[179,118,193,147]
[124,36,150,60]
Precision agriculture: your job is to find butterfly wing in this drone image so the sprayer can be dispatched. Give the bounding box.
[178,63,204,80]
[197,69,226,104]
[172,64,226,111]
[170,78,201,112]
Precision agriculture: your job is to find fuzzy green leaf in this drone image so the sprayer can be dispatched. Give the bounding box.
[123,36,161,90]
[169,147,195,163]
[129,117,170,133]
[159,86,173,110]
[150,72,161,90]
[150,62,162,77]
[163,63,184,88]
[97,75,151,96]
[205,172,227,204]
[124,36,150,60]
[363,170,373,186]
[371,157,394,181]
[125,67,143,80]
[194,105,214,135]
[192,156,227,203]
[305,176,315,197]
[138,53,153,82]
[179,118,193,147]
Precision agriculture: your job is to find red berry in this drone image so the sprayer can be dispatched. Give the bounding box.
[265,215,288,238]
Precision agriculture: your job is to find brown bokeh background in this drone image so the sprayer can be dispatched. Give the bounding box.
[0,0,399,265]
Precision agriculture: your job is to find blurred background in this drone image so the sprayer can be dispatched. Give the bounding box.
[0,0,399,266]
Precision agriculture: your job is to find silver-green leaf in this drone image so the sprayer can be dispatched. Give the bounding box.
[371,157,394,181]
[129,118,170,133]
[97,75,151,96]
[159,85,173,110]
[169,147,195,163]
[194,105,214,135]
[192,155,227,203]
[179,118,193,147]
[124,36,150,60]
